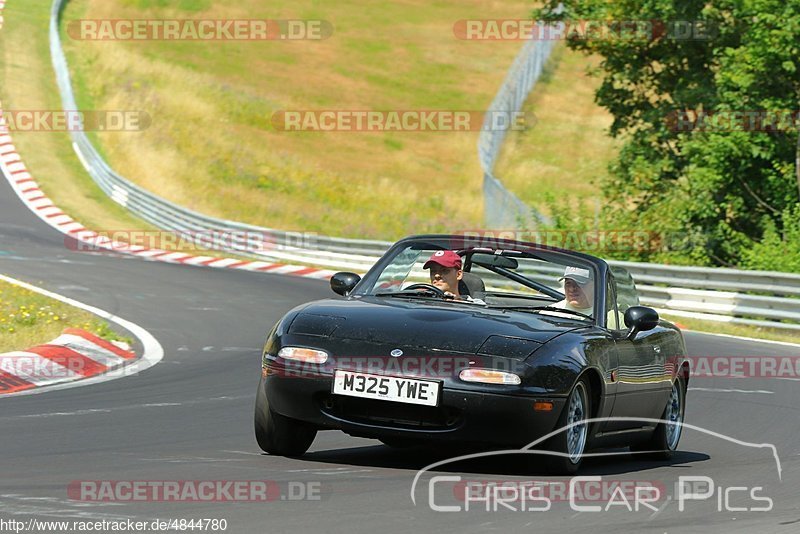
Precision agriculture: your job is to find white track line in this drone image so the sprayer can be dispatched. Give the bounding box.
[689,387,774,394]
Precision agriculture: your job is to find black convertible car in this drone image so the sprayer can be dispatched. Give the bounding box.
[255,235,689,473]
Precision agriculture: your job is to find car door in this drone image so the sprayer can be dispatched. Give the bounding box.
[604,271,669,431]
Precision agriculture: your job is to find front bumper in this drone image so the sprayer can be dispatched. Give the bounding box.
[260,372,566,447]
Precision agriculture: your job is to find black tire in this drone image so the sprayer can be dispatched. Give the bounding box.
[545,377,591,475]
[254,379,317,456]
[631,374,686,460]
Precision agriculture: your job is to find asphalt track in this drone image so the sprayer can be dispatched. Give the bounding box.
[1,169,799,534]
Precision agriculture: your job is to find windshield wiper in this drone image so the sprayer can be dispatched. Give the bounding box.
[374,291,438,299]
[374,291,485,306]
[484,292,560,303]
[487,305,593,321]
[534,306,593,320]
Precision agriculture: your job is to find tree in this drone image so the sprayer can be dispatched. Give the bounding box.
[535,0,800,269]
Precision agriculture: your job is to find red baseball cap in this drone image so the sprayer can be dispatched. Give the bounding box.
[423,250,462,270]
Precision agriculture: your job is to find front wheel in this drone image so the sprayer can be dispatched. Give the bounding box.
[632,375,686,460]
[254,379,317,456]
[546,377,591,475]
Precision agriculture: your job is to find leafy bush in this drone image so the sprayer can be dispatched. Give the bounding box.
[536,0,800,270]
[741,203,800,273]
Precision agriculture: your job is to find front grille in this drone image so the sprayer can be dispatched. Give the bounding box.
[319,394,462,430]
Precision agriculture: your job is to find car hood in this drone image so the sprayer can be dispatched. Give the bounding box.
[287,297,584,357]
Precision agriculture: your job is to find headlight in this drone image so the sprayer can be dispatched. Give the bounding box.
[459,368,521,385]
[278,347,329,364]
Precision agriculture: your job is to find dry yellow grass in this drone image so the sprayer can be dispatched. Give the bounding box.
[58,0,536,239]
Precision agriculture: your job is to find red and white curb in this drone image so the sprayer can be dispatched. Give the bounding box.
[0,274,163,397]
[0,328,135,394]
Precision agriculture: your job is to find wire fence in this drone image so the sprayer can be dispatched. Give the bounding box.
[478,22,559,228]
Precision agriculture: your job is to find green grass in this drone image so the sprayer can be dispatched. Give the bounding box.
[0,280,130,353]
[493,44,619,217]
[54,0,539,239]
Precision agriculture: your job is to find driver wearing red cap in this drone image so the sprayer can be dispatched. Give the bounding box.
[423,250,464,299]
[422,250,485,305]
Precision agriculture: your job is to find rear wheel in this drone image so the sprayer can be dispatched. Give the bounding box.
[546,377,590,475]
[254,379,317,456]
[632,375,686,460]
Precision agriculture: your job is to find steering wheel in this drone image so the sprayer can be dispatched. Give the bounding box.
[404,283,447,298]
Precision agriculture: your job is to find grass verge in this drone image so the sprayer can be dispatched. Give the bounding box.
[0,279,130,353]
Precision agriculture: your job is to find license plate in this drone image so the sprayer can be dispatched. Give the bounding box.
[332,370,440,407]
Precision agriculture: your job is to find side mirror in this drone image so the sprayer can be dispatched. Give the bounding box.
[623,306,659,339]
[330,272,361,296]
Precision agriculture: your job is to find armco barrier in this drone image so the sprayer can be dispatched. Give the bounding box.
[47,0,800,331]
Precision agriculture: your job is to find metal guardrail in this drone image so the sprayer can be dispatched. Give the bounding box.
[48,0,800,332]
[620,263,800,331]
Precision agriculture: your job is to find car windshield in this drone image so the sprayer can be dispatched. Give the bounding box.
[356,240,598,321]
